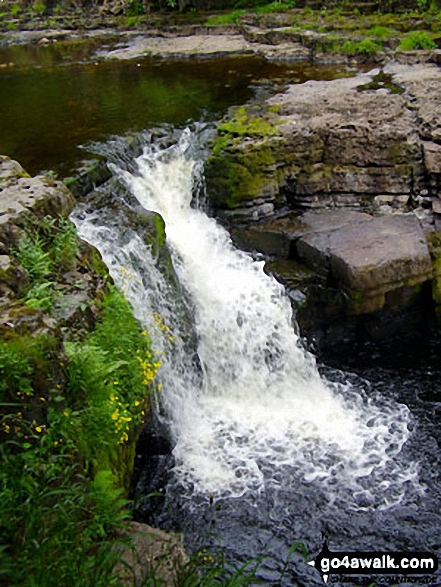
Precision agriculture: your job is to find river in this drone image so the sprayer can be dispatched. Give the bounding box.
[3,39,441,586]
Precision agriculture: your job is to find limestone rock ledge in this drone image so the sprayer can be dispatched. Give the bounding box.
[205,64,441,225]
[237,210,436,347]
[0,155,104,338]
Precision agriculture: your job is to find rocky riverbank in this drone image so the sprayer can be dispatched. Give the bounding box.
[204,61,441,347]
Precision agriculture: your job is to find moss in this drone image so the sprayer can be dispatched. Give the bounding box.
[81,243,110,279]
[207,104,285,209]
[153,213,166,246]
[206,139,285,209]
[63,176,77,190]
[357,70,404,95]
[217,105,280,140]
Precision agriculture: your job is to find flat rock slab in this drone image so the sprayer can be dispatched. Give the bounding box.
[296,213,432,312]
[241,210,372,257]
[103,32,309,61]
[104,34,257,60]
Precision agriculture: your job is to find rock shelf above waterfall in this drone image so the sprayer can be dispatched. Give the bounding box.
[206,63,441,222]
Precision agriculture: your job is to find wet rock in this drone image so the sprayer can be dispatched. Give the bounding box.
[64,158,111,199]
[238,210,372,258]
[130,416,175,525]
[296,213,432,314]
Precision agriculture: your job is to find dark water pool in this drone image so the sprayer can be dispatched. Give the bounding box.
[0,37,354,176]
[135,336,441,587]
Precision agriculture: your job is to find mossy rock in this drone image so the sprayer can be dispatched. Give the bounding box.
[205,103,287,209]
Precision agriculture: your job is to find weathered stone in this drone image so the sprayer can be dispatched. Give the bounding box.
[423,141,441,180]
[297,214,432,313]
[423,141,441,172]
[208,68,431,217]
[0,303,60,339]
[294,163,414,197]
[432,199,441,215]
[0,156,30,183]
[114,521,187,587]
[386,63,441,143]
[0,157,76,246]
[0,254,28,296]
[238,210,372,258]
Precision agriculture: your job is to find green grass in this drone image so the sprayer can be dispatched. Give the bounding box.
[206,10,245,25]
[398,30,437,49]
[339,38,383,55]
[368,24,395,39]
[254,1,296,14]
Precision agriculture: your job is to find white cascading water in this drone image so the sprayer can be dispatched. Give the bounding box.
[72,128,420,510]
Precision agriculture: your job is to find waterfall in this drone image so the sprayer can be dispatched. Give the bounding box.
[72,127,420,511]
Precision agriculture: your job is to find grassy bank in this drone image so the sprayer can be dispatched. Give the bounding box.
[0,216,161,586]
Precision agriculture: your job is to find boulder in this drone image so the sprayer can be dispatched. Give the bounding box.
[0,156,75,249]
[114,521,187,587]
[296,213,432,313]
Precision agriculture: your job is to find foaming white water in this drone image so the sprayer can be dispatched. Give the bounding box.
[73,128,420,510]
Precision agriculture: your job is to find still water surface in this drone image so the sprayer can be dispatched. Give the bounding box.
[0,37,353,175]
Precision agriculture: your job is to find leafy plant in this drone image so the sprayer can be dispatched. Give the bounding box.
[125,14,141,26]
[0,284,162,586]
[33,2,47,14]
[0,340,33,401]
[125,0,144,16]
[341,38,383,55]
[52,217,79,272]
[65,286,160,473]
[368,24,394,39]
[16,233,52,283]
[9,3,21,16]
[13,215,80,313]
[255,1,296,14]
[398,30,436,49]
[25,281,59,311]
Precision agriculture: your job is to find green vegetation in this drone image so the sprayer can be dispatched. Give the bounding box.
[14,216,79,312]
[1,211,164,586]
[33,2,47,14]
[217,105,280,140]
[206,10,245,25]
[0,280,162,585]
[125,0,144,16]
[254,0,296,13]
[206,104,285,208]
[368,24,394,39]
[398,30,437,50]
[177,540,308,586]
[341,37,383,55]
